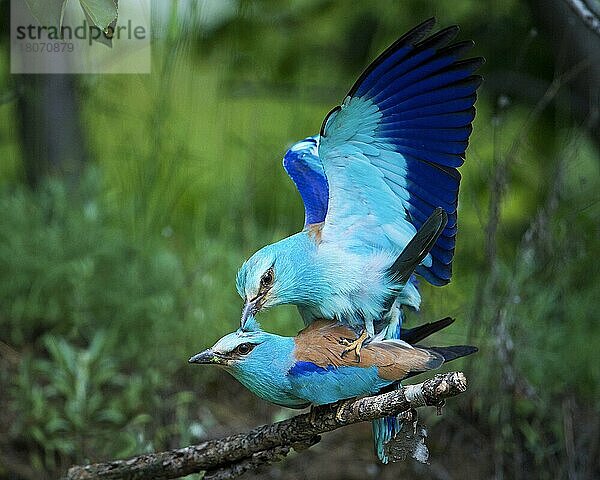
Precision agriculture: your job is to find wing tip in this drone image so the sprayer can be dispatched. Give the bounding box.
[320,105,342,137]
[429,345,479,363]
[400,316,456,344]
[347,17,439,98]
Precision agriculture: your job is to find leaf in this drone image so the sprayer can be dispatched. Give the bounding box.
[78,0,118,30]
[24,0,68,29]
[130,413,152,426]
[87,330,107,360]
[30,425,46,444]
[45,416,69,434]
[80,5,117,47]
[78,0,118,47]
[97,408,125,424]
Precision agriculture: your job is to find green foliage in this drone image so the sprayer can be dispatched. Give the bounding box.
[461,121,600,477]
[0,172,259,474]
[11,332,152,470]
[0,172,184,359]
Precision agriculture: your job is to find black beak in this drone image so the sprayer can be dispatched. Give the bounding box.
[189,349,217,365]
[241,295,262,325]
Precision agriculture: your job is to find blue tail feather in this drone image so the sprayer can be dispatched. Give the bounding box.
[372,308,405,463]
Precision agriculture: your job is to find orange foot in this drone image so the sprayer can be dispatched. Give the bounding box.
[339,329,368,363]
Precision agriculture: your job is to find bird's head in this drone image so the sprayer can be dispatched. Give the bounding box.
[236,236,316,327]
[188,323,270,369]
[236,245,278,325]
[189,318,304,407]
[188,318,295,391]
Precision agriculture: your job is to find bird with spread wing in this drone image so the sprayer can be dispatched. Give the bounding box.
[237,17,482,352]
[232,17,482,462]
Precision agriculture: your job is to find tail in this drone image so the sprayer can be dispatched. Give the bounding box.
[372,308,405,464]
[382,208,448,313]
[428,345,479,362]
[373,318,477,462]
[400,316,455,344]
[387,207,448,287]
[402,344,478,380]
[373,209,448,463]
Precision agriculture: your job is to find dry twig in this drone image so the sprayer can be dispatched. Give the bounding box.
[66,372,468,480]
[564,0,600,36]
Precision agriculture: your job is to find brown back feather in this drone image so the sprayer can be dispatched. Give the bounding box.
[306,222,324,243]
[294,320,443,381]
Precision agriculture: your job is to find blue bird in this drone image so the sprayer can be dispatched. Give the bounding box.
[189,317,477,457]
[234,18,482,461]
[237,17,482,336]
[212,211,449,462]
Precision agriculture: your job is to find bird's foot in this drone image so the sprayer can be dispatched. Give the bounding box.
[339,329,368,363]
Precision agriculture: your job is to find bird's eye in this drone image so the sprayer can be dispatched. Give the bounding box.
[235,343,254,355]
[260,268,274,288]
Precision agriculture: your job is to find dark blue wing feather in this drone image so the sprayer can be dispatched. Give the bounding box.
[341,18,482,285]
[284,19,481,285]
[282,137,329,226]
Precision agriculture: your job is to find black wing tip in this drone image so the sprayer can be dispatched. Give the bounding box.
[347,18,480,99]
[407,17,438,43]
[347,18,439,98]
[428,345,479,362]
[434,41,476,63]
[386,208,449,286]
[416,24,461,51]
[438,316,456,326]
[471,74,484,87]
[428,207,449,233]
[454,57,486,71]
[444,39,475,52]
[319,105,341,137]
[401,316,456,344]
[434,205,448,217]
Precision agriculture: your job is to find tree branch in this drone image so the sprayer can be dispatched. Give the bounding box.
[563,0,600,36]
[66,372,468,480]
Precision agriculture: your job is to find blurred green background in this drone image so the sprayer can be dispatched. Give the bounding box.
[0,1,599,479]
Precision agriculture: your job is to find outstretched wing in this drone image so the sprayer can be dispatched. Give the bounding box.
[282,136,329,226]
[317,18,482,285]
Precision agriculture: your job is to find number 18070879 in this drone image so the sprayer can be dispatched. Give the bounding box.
[23,42,74,53]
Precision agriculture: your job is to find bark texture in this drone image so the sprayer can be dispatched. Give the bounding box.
[66,372,467,480]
